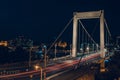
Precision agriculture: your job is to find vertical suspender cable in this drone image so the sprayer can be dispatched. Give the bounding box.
[105,27,107,46]
[78,21,81,50]
[82,22,84,49]
[104,18,112,38]
[104,18,112,46]
[79,20,99,47]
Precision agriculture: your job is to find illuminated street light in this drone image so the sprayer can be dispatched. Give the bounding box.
[70,44,72,57]
[54,43,57,60]
[29,47,32,67]
[34,65,39,70]
[86,46,89,54]
[43,45,47,68]
[86,47,89,50]
[92,44,94,52]
[96,44,99,52]
[34,65,43,80]
[81,43,84,53]
[80,48,83,51]
[80,48,83,53]
[43,45,47,80]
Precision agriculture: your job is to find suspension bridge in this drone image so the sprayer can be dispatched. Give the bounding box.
[0,10,114,80]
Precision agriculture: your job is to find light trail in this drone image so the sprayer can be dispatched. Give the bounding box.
[0,53,100,79]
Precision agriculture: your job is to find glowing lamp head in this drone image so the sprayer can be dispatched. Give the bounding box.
[86,47,89,50]
[80,48,83,51]
[34,65,39,70]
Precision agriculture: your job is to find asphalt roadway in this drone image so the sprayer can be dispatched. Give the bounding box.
[49,64,98,80]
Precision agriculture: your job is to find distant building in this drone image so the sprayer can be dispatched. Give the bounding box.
[8,36,33,48]
[0,41,8,46]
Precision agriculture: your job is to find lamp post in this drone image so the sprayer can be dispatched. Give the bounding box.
[43,45,47,68]
[86,46,89,54]
[80,48,83,53]
[86,44,90,54]
[34,65,42,80]
[29,47,32,67]
[43,45,47,80]
[81,43,84,54]
[92,44,94,52]
[54,43,57,60]
[70,44,72,57]
[96,44,99,52]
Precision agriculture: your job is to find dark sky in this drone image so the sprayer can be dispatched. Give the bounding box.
[0,0,120,43]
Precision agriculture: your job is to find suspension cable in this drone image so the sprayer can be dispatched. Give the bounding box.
[82,25,84,45]
[105,27,108,45]
[79,20,99,47]
[91,19,99,36]
[104,18,112,38]
[85,29,87,44]
[78,21,81,49]
[46,17,73,54]
[104,18,112,46]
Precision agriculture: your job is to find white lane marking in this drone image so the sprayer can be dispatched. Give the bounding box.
[46,69,72,80]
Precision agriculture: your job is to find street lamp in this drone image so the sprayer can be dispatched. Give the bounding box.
[34,65,42,80]
[96,44,99,52]
[29,47,32,67]
[43,45,47,68]
[43,45,47,80]
[54,43,57,60]
[81,43,84,53]
[80,48,83,53]
[86,46,89,54]
[92,44,94,52]
[70,44,72,57]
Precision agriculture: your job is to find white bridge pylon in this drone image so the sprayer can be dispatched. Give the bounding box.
[72,10,105,58]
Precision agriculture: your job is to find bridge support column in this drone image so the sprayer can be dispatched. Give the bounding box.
[72,13,78,57]
[100,10,105,72]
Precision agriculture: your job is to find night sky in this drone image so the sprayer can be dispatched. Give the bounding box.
[0,0,120,43]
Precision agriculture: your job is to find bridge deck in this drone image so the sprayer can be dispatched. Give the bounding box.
[0,53,101,79]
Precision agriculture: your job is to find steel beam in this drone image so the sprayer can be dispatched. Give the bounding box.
[74,11,101,19]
